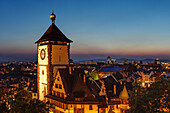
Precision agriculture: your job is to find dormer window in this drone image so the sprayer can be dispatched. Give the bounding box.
[61,93,64,98]
[42,70,44,75]
[57,92,60,97]
[75,98,84,101]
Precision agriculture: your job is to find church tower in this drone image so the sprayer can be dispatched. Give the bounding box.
[35,11,73,101]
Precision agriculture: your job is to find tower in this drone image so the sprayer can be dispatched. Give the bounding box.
[35,11,73,101]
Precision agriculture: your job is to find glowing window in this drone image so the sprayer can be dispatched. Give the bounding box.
[42,70,44,75]
[61,93,64,98]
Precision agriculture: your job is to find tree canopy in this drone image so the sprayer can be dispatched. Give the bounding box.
[0,87,49,113]
[86,71,99,80]
[128,76,170,113]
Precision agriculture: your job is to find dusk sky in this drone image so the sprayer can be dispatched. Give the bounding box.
[1,0,170,61]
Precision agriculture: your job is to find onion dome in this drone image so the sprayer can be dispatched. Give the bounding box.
[50,10,56,24]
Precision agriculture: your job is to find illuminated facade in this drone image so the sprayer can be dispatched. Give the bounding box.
[35,11,72,101]
[36,11,129,113]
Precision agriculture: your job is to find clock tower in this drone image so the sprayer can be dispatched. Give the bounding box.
[35,11,73,101]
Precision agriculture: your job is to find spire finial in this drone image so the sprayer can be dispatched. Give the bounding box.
[50,10,56,24]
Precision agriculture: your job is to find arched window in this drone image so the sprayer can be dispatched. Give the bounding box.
[89,105,93,110]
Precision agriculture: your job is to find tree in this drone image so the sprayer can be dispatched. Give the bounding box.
[0,90,8,113]
[86,71,98,80]
[146,77,170,112]
[0,88,50,113]
[127,76,170,113]
[25,99,49,113]
[128,81,149,113]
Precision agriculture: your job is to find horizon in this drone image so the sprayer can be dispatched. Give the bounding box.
[1,53,170,63]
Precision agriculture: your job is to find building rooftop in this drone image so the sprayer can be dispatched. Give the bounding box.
[35,23,72,43]
[98,65,123,73]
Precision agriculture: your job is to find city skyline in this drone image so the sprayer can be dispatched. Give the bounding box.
[1,0,170,61]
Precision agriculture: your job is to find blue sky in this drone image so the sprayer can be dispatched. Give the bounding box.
[1,0,170,61]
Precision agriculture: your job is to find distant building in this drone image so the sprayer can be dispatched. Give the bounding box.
[97,61,106,65]
[124,60,129,65]
[85,61,97,65]
[154,58,161,65]
[138,60,143,64]
[107,56,116,64]
[98,65,123,79]
[107,56,112,64]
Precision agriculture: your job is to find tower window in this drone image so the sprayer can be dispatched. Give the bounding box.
[59,56,61,62]
[42,70,44,75]
[57,77,59,81]
[89,105,93,110]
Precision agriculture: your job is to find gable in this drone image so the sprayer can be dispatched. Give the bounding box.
[52,71,66,98]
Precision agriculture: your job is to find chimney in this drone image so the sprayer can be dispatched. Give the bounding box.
[69,66,72,75]
[120,81,122,85]
[114,85,116,95]
[153,77,155,82]
[83,75,86,83]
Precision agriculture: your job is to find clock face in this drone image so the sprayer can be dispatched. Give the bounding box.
[40,49,46,60]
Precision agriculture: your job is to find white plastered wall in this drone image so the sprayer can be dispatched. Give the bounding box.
[38,45,48,101]
[39,66,47,100]
[38,45,48,65]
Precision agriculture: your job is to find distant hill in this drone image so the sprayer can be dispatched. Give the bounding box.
[1,54,170,63]
[74,57,170,63]
[0,54,37,63]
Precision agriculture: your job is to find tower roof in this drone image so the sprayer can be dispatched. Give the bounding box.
[35,11,73,44]
[35,23,72,43]
[119,84,129,100]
